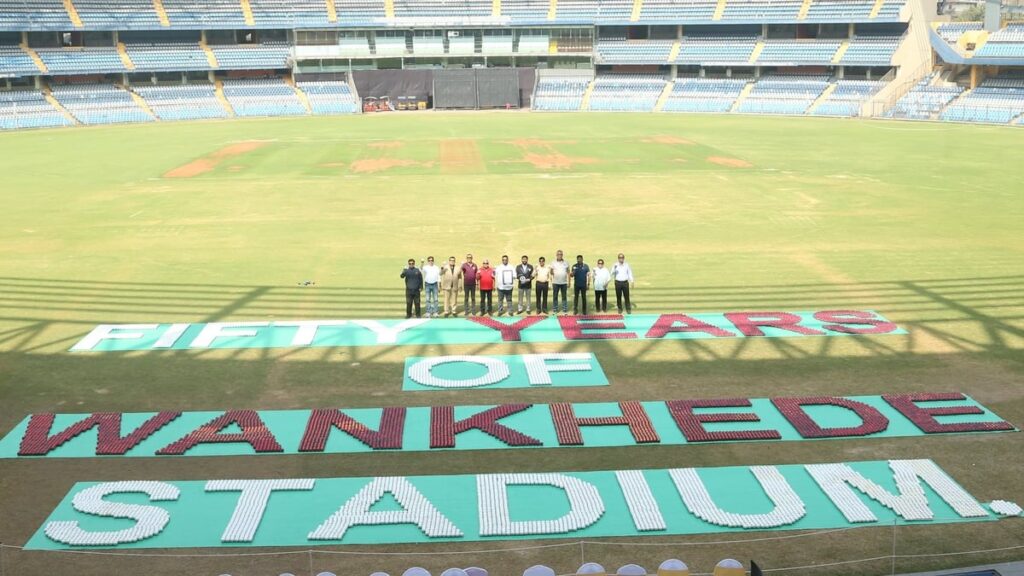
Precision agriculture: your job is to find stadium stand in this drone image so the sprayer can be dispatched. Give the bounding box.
[675,35,758,64]
[639,0,718,21]
[661,77,748,113]
[885,78,963,120]
[810,78,884,116]
[35,48,128,74]
[161,0,248,27]
[0,46,43,76]
[0,89,74,129]
[0,0,74,30]
[720,0,802,21]
[839,35,900,65]
[248,0,333,27]
[597,39,675,63]
[974,24,1024,59]
[936,21,982,43]
[940,78,1024,124]
[50,83,154,124]
[532,74,591,111]
[588,73,666,111]
[296,79,360,114]
[74,0,163,28]
[221,77,307,117]
[501,0,550,22]
[124,42,211,71]
[132,83,230,120]
[757,39,842,64]
[209,42,290,69]
[736,74,829,114]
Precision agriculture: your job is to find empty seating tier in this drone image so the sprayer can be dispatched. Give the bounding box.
[296,79,359,114]
[662,77,748,113]
[0,89,73,129]
[588,73,666,111]
[532,75,590,111]
[50,83,153,124]
[221,77,306,117]
[132,83,229,120]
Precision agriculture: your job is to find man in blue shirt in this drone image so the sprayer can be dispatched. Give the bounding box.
[400,258,423,318]
[570,254,591,315]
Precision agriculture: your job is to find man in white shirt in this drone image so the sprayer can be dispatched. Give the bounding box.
[611,253,635,314]
[550,249,570,315]
[494,255,516,316]
[421,256,441,318]
[592,258,612,313]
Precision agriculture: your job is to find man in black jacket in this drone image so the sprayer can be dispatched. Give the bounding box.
[516,255,534,315]
[400,258,423,318]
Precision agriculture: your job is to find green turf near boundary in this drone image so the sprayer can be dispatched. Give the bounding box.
[0,113,1021,575]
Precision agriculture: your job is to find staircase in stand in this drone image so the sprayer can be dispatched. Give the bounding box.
[239,0,256,26]
[579,79,596,110]
[547,0,557,20]
[117,43,136,70]
[62,0,83,27]
[215,80,236,117]
[285,76,313,114]
[43,86,79,125]
[325,0,338,22]
[748,40,764,63]
[831,40,850,64]
[712,0,727,20]
[126,87,158,120]
[630,0,644,22]
[152,0,170,26]
[653,82,674,112]
[730,82,755,112]
[21,45,48,74]
[807,83,837,114]
[797,0,812,19]
[201,41,219,68]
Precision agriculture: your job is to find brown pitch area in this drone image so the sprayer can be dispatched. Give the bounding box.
[163,141,267,178]
[439,139,486,174]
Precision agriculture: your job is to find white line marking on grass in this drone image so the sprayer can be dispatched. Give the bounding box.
[129,211,144,219]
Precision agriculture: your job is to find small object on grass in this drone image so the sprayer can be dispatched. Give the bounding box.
[297,280,316,286]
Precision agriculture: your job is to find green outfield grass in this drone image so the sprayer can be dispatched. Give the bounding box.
[0,113,1022,576]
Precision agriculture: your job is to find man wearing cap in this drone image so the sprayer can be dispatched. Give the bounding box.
[399,258,423,319]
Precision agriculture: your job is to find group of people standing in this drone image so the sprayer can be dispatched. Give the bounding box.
[400,250,635,318]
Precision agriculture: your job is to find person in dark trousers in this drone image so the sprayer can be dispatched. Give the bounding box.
[551,249,570,315]
[458,253,478,316]
[534,256,551,315]
[593,258,611,312]
[516,255,534,314]
[612,252,634,314]
[400,258,423,318]
[477,259,496,316]
[570,254,591,315]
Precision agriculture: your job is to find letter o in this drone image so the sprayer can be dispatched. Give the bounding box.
[409,356,510,388]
